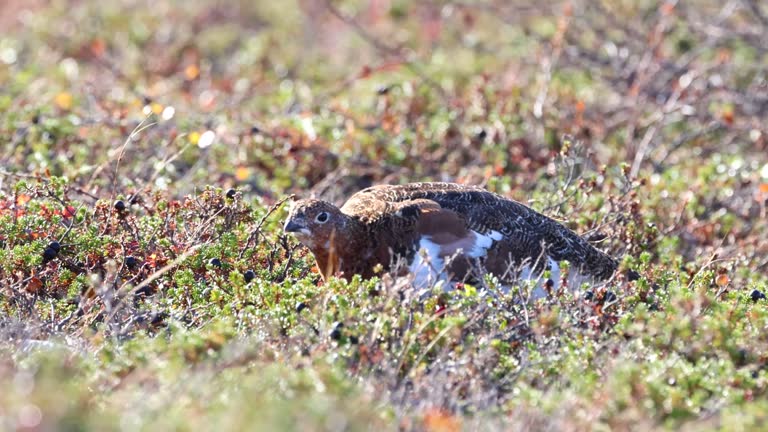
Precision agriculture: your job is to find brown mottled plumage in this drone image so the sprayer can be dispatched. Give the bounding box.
[284,182,618,285]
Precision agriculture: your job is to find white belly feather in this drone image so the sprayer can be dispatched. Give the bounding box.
[408,229,587,298]
[409,237,446,288]
[409,229,502,288]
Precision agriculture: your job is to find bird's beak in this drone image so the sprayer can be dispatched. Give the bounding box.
[283,219,305,233]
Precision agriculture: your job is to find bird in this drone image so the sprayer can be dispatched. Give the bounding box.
[283,182,619,289]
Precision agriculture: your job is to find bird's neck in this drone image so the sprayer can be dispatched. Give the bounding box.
[313,248,339,281]
[312,217,367,281]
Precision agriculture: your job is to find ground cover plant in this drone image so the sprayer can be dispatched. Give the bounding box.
[1,0,767,430]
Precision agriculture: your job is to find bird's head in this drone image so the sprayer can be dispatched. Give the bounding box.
[283,199,347,251]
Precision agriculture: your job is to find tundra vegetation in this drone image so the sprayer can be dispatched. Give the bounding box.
[0,1,767,430]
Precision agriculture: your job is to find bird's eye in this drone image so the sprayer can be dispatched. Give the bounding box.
[315,212,329,223]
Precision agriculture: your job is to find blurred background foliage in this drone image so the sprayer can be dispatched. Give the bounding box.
[0,0,767,430]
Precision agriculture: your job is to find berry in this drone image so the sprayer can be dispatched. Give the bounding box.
[604,291,617,303]
[114,200,126,212]
[47,241,61,253]
[209,258,222,268]
[736,348,748,365]
[348,335,359,345]
[751,289,766,302]
[250,126,261,135]
[244,269,256,283]
[125,256,139,268]
[475,128,487,140]
[584,290,594,301]
[295,301,307,313]
[329,321,344,341]
[226,188,236,199]
[42,247,58,262]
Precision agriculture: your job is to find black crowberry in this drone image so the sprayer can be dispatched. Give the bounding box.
[244,269,256,283]
[42,247,58,262]
[751,289,766,302]
[48,241,61,253]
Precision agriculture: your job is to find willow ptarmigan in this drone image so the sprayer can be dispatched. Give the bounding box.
[283,182,618,289]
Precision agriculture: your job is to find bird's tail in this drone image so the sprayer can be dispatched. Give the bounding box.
[581,247,619,280]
